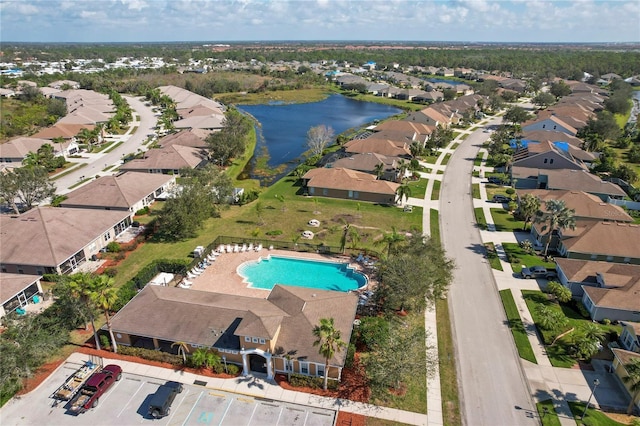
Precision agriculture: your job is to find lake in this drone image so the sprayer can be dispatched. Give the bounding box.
[237,94,402,181]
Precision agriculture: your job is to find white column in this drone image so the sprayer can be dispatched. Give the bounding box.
[241,353,249,376]
[266,354,273,379]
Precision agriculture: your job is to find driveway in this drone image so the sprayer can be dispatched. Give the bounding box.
[54,95,158,194]
[439,116,537,425]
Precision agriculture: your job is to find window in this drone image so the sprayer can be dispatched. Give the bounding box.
[252,337,259,343]
[309,187,315,195]
[352,191,359,199]
[590,254,598,260]
[284,359,294,372]
[606,255,613,262]
[259,338,266,344]
[583,296,594,310]
[104,231,111,241]
[316,364,325,377]
[245,336,251,342]
[542,124,546,129]
[299,362,309,375]
[543,158,548,164]
[624,257,631,263]
[322,188,328,196]
[549,159,554,164]
[348,190,354,198]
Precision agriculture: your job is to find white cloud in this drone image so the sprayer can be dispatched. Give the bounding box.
[120,0,148,11]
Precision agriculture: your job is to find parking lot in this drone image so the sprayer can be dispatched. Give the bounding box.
[0,362,336,426]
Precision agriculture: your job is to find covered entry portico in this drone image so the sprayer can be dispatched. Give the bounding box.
[241,348,273,379]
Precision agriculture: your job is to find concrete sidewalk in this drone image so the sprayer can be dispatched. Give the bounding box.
[63,352,430,425]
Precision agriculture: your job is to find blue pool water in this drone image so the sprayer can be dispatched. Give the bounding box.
[237,256,367,292]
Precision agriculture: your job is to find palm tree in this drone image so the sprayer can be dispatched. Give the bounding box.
[22,151,39,168]
[68,273,101,350]
[172,341,190,364]
[397,159,409,180]
[312,318,346,391]
[90,275,119,353]
[348,227,360,250]
[375,227,406,258]
[52,136,66,160]
[339,218,351,254]
[395,180,412,205]
[622,358,640,414]
[518,194,541,231]
[533,199,576,259]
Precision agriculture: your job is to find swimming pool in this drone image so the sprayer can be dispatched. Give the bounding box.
[237,255,367,292]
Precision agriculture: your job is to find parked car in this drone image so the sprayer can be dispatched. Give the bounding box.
[521,266,557,279]
[488,176,510,185]
[68,364,122,414]
[492,194,511,203]
[148,381,183,419]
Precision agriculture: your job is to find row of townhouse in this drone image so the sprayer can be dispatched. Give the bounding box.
[506,81,640,335]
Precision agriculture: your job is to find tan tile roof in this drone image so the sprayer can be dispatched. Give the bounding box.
[621,321,640,336]
[374,120,434,136]
[583,278,640,312]
[108,285,358,365]
[0,207,131,268]
[344,138,410,157]
[0,137,55,159]
[612,348,640,366]
[158,130,208,149]
[562,222,640,259]
[418,107,450,124]
[332,153,397,172]
[517,189,633,222]
[303,168,399,195]
[543,169,626,197]
[555,258,640,287]
[119,145,206,171]
[32,123,95,140]
[61,172,174,209]
[0,273,41,305]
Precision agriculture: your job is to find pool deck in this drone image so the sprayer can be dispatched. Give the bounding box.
[183,249,376,298]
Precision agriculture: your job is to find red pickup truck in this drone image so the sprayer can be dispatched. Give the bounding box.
[68,364,122,414]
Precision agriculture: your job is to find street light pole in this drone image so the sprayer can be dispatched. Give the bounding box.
[582,378,600,419]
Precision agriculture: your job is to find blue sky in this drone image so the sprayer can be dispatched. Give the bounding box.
[1,0,639,43]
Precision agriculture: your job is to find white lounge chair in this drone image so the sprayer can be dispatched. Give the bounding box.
[255,244,262,251]
[190,268,203,275]
[187,272,198,280]
[217,244,225,253]
[207,254,217,262]
[268,245,274,250]
[226,244,232,253]
[234,244,240,253]
[247,243,254,251]
[241,244,247,252]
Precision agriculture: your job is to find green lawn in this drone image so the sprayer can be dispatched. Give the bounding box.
[407,178,428,200]
[430,209,440,246]
[499,289,537,364]
[50,162,87,180]
[431,180,441,200]
[567,401,628,426]
[522,290,621,369]
[436,298,461,426]
[92,141,115,153]
[485,184,512,201]
[103,141,124,153]
[490,208,525,232]
[474,153,484,167]
[441,153,452,166]
[484,242,503,271]
[422,154,438,164]
[472,183,481,199]
[536,400,562,426]
[474,207,487,230]
[502,242,555,274]
[113,175,423,287]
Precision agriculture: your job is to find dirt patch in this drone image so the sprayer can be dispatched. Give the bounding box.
[604,411,638,424]
[336,411,367,426]
[17,359,66,396]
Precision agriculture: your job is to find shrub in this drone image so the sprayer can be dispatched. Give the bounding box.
[506,188,515,195]
[266,230,283,236]
[574,302,591,318]
[99,334,110,349]
[289,373,338,390]
[103,267,118,277]
[118,346,182,365]
[345,343,356,369]
[106,241,121,253]
[602,318,611,325]
[50,194,68,207]
[226,364,240,375]
[135,206,149,216]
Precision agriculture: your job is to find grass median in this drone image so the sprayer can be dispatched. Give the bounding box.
[499,289,537,364]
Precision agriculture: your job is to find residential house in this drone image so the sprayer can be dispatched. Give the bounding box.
[557,222,640,264]
[60,172,175,212]
[331,153,400,181]
[510,140,589,173]
[522,115,578,136]
[344,138,412,158]
[511,168,627,201]
[373,121,434,143]
[158,85,226,131]
[48,80,80,89]
[119,145,207,175]
[555,258,640,297]
[611,349,640,412]
[0,137,66,165]
[106,284,358,381]
[53,89,115,125]
[521,129,587,150]
[302,168,399,204]
[157,129,209,149]
[0,273,43,318]
[406,107,451,127]
[581,272,640,322]
[619,322,640,353]
[0,206,132,275]
[521,189,633,252]
[31,123,90,152]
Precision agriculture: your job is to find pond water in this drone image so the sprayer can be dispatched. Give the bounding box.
[237,94,402,182]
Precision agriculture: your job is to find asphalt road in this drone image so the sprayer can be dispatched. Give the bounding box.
[55,95,158,194]
[439,118,537,426]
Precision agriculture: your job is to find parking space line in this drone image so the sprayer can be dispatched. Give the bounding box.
[208,392,226,398]
[246,401,259,425]
[116,380,145,417]
[182,390,205,426]
[275,406,284,425]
